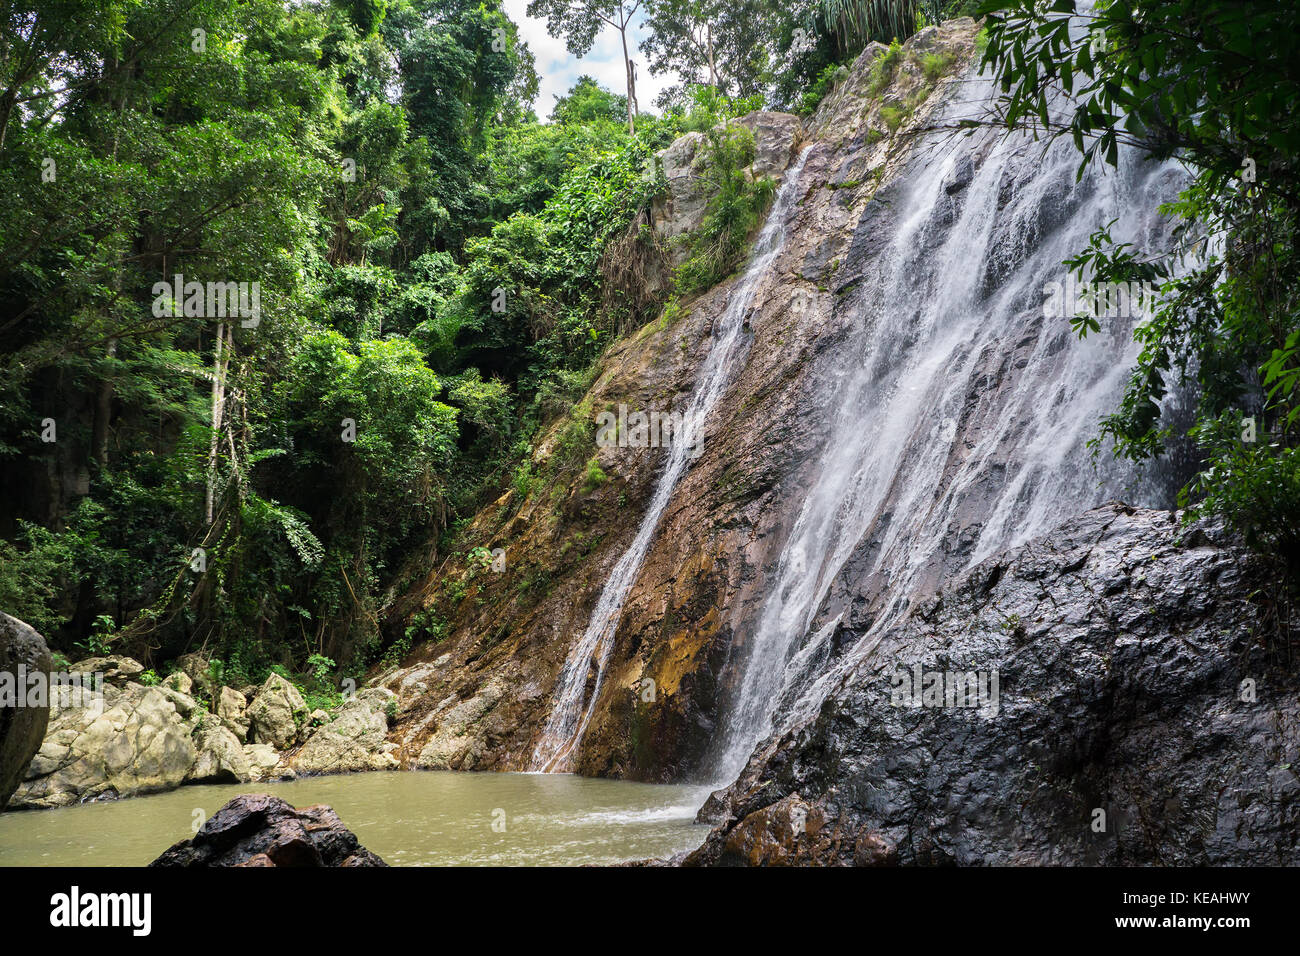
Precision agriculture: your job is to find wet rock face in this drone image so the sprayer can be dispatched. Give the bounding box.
[686,505,1300,866]
[151,793,386,867]
[0,613,52,810]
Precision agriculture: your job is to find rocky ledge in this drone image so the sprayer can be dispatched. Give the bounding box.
[9,656,400,810]
[151,793,386,866]
[686,504,1300,866]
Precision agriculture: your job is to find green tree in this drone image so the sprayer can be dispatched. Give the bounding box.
[640,0,770,102]
[526,0,643,133]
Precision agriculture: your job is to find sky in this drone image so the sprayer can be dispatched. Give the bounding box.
[501,0,681,120]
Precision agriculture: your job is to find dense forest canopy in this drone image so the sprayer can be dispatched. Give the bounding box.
[0,0,1295,700]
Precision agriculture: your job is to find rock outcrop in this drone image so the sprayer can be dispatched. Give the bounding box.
[652,111,802,263]
[151,793,386,866]
[685,505,1300,866]
[14,681,198,808]
[11,650,408,807]
[288,688,400,775]
[0,613,52,810]
[245,672,308,750]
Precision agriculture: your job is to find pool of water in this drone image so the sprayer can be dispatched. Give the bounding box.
[0,771,714,866]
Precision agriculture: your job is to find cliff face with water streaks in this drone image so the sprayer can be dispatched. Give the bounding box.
[378,19,998,779]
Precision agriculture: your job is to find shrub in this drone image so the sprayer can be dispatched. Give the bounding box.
[675,124,776,294]
[582,457,609,491]
[799,64,845,116]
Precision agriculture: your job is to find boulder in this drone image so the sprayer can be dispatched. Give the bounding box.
[175,652,216,697]
[0,613,52,810]
[12,682,197,809]
[246,673,308,750]
[151,793,386,866]
[161,671,192,696]
[242,743,283,782]
[291,688,399,775]
[187,722,250,784]
[156,685,199,718]
[216,686,249,740]
[68,655,143,685]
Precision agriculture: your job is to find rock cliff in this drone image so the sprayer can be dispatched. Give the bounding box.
[686,504,1299,865]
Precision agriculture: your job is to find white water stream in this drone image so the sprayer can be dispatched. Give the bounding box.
[714,76,1183,779]
[530,145,815,771]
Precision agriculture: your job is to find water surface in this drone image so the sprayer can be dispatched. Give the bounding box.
[0,771,712,866]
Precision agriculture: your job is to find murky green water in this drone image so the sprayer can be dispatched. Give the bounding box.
[0,771,713,866]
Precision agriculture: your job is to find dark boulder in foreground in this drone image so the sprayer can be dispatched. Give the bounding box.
[0,612,52,811]
[151,793,387,866]
[688,504,1300,866]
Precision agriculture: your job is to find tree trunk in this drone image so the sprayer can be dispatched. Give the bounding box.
[205,323,229,525]
[91,338,118,468]
[620,23,637,135]
[706,23,718,90]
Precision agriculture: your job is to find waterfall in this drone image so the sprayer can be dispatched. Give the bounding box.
[714,74,1185,780]
[530,144,816,772]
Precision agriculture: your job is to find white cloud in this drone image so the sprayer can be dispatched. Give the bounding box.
[502,0,678,121]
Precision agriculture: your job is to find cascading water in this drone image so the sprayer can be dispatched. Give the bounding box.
[714,73,1185,781]
[530,144,815,772]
